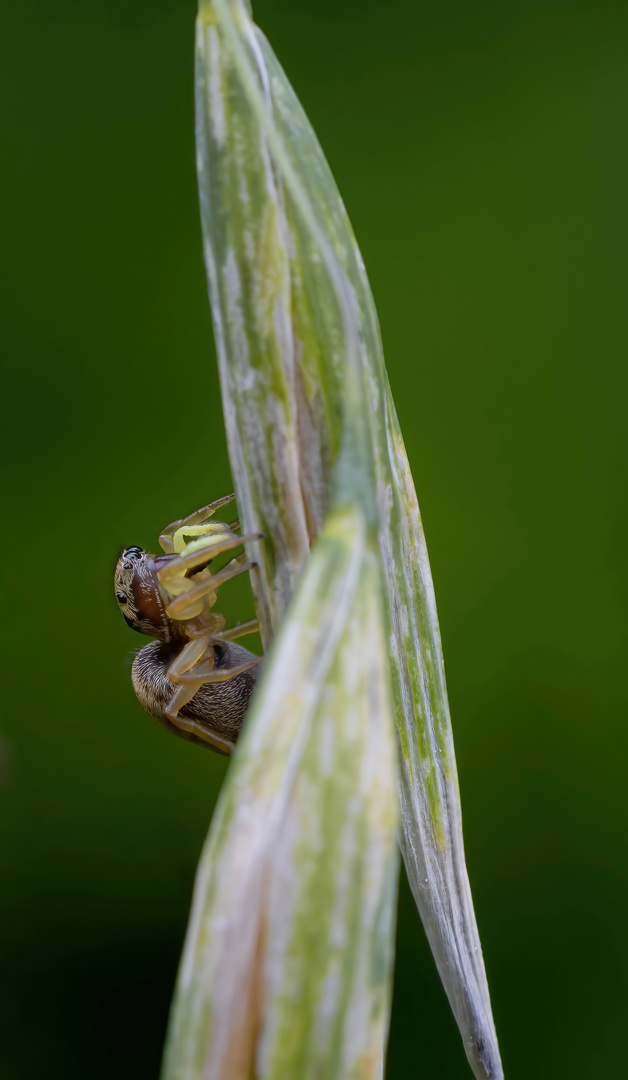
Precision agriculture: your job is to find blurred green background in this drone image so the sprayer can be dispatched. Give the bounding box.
[2,0,627,1076]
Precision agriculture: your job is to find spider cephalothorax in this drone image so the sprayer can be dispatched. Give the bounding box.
[114,547,173,640]
[114,495,263,755]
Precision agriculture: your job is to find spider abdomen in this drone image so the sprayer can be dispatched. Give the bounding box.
[132,639,259,753]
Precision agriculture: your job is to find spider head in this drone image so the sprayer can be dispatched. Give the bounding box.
[114,547,174,642]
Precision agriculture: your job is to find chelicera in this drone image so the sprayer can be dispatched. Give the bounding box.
[114,494,263,755]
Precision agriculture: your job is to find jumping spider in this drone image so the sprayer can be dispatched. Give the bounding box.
[114,494,262,756]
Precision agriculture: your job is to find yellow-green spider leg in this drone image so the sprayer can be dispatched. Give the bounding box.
[213,619,260,642]
[158,494,237,553]
[166,635,213,680]
[165,702,236,755]
[165,653,261,723]
[165,652,217,722]
[156,531,263,586]
[165,557,256,621]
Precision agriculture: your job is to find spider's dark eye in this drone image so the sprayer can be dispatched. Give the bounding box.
[117,593,128,604]
[125,546,143,559]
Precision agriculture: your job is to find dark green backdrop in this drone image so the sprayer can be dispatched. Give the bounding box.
[2,1,627,1077]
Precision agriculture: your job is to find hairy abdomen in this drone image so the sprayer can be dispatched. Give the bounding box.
[131,639,259,752]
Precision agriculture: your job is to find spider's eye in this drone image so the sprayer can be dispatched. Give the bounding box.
[125,546,143,559]
[117,593,128,604]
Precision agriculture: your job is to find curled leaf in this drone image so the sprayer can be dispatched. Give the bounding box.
[163,507,399,1080]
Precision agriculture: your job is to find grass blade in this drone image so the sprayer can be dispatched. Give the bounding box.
[183,2,503,1077]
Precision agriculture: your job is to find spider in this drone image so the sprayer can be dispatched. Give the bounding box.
[114,494,263,755]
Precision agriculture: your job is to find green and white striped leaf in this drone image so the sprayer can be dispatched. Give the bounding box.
[162,506,399,1080]
[179,1,503,1078]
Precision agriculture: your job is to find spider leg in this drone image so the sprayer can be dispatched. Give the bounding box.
[165,655,216,721]
[165,651,261,721]
[166,635,213,679]
[158,494,237,553]
[156,532,263,584]
[165,695,236,756]
[214,619,260,643]
[196,655,262,684]
[167,655,262,701]
[165,559,256,621]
